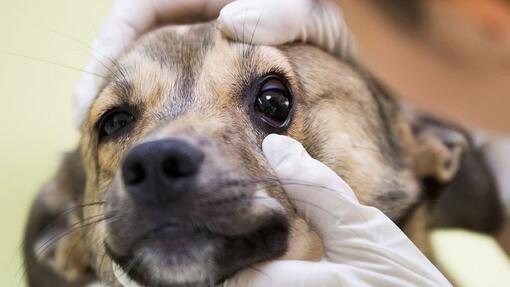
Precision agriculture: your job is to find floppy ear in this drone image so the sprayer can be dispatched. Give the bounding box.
[23,150,95,287]
[410,113,504,234]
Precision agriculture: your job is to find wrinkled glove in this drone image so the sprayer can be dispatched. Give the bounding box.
[221,134,451,287]
[218,0,354,59]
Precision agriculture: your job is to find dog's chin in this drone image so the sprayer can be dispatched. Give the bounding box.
[106,214,289,287]
[107,227,217,287]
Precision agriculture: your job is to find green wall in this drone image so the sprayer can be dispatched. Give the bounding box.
[0,1,112,285]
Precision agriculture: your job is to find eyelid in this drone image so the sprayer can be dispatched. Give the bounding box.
[95,105,134,128]
[95,107,122,130]
[95,106,137,143]
[261,80,287,91]
[260,73,292,92]
[254,73,294,130]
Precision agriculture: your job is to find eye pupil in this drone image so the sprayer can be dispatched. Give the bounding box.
[255,77,292,128]
[256,91,290,121]
[99,110,135,139]
[106,113,131,134]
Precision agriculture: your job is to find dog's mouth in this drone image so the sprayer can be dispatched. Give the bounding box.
[105,215,289,287]
[106,221,216,286]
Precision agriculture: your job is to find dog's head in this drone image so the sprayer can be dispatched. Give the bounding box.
[23,23,504,286]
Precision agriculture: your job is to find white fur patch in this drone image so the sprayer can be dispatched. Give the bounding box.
[112,262,143,287]
[128,242,215,285]
[250,189,285,217]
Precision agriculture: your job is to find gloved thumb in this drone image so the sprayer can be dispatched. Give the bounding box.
[262,134,359,238]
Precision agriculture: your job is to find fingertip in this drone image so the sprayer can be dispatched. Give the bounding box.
[262,134,289,152]
[217,2,240,40]
[262,134,304,167]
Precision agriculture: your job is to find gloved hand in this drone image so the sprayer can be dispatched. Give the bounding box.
[73,0,354,127]
[222,134,452,287]
[218,0,354,59]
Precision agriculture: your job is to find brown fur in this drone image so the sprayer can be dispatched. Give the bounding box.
[24,23,505,286]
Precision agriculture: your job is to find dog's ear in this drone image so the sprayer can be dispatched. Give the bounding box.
[410,115,469,183]
[409,113,504,234]
[23,149,95,287]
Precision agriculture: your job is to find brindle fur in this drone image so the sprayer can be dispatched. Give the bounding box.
[23,23,505,286]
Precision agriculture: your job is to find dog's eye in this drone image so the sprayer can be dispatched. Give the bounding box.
[255,76,292,128]
[97,109,135,140]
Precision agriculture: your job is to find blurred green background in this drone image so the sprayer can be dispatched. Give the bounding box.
[0,0,112,285]
[0,1,508,287]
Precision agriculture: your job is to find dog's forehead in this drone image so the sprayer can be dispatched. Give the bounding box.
[132,23,217,68]
[110,24,218,105]
[86,23,298,133]
[92,24,291,111]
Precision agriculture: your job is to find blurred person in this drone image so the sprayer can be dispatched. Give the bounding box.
[341,0,510,132]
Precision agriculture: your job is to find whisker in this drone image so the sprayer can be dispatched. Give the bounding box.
[0,50,106,78]
[35,213,116,259]
[40,201,107,236]
[248,1,268,47]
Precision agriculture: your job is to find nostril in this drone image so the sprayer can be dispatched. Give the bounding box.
[162,157,198,178]
[123,163,145,185]
[122,139,204,205]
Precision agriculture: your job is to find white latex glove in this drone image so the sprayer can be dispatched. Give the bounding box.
[218,0,355,59]
[222,134,452,287]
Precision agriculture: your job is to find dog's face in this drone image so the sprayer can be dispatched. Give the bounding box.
[24,23,504,287]
[79,23,422,286]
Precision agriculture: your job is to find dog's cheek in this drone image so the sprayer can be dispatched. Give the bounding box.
[282,217,323,261]
[23,150,97,286]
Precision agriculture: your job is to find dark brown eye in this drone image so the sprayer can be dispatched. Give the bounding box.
[255,76,292,128]
[97,108,135,140]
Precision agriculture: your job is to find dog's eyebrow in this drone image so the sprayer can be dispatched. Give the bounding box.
[106,62,133,102]
[92,65,133,110]
[110,76,132,102]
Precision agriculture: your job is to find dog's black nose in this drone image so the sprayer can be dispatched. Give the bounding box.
[122,139,204,205]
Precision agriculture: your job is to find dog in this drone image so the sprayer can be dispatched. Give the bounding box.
[23,22,505,287]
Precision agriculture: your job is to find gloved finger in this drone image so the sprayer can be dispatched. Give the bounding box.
[262,134,360,236]
[262,135,416,255]
[218,0,355,59]
[222,260,349,287]
[218,0,311,46]
[262,135,452,286]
